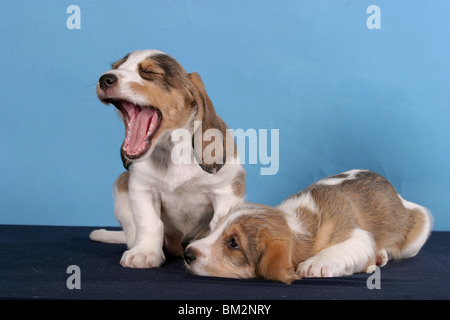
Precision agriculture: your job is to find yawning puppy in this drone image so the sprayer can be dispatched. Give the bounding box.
[184,170,432,283]
[89,50,246,268]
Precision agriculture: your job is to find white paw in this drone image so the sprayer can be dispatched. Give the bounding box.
[296,256,343,278]
[120,248,165,268]
[296,257,333,278]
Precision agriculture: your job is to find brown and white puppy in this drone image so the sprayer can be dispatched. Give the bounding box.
[184,169,432,283]
[89,50,246,268]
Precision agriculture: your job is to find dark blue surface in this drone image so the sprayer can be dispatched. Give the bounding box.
[0,225,448,300]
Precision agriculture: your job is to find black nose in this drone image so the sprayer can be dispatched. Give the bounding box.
[99,73,118,91]
[184,248,196,264]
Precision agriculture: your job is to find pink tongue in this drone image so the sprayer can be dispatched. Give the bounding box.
[122,102,156,155]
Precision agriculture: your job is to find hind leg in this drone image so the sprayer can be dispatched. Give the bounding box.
[89,172,136,248]
[393,195,433,260]
[374,196,433,265]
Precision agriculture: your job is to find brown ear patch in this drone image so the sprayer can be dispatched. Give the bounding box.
[189,72,228,174]
[255,229,298,284]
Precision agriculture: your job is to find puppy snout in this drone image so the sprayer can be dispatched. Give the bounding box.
[99,73,118,91]
[184,248,196,265]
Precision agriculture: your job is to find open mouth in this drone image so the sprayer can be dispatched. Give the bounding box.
[107,99,162,159]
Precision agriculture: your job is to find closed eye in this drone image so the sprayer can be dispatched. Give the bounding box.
[140,69,159,75]
[139,67,164,80]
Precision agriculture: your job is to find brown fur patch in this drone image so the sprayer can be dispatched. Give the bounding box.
[116,171,129,193]
[231,170,246,197]
[138,55,189,92]
[164,231,184,257]
[138,58,165,76]
[387,207,427,258]
[403,209,426,246]
[112,54,130,69]
[256,230,297,284]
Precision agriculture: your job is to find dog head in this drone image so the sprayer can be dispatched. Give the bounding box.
[97,50,227,172]
[184,203,299,284]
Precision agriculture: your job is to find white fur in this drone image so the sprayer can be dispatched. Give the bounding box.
[89,229,126,244]
[278,191,320,214]
[277,192,319,235]
[316,169,368,186]
[296,228,376,277]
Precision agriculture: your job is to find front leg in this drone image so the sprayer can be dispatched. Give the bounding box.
[121,182,165,268]
[296,229,376,278]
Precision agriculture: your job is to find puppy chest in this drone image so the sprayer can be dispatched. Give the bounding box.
[160,191,213,231]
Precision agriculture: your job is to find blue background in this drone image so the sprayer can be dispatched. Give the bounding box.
[0,1,448,229]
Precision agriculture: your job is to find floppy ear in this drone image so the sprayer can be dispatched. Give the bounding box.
[188,72,227,174]
[255,230,298,284]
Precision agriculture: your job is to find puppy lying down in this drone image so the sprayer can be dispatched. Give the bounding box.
[184,169,432,283]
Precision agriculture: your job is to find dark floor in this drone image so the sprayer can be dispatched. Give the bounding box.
[0,225,448,300]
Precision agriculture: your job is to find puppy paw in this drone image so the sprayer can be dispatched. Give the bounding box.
[295,255,348,278]
[376,248,389,267]
[120,248,165,268]
[296,256,340,278]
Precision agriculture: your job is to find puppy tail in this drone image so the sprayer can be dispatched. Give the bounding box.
[89,229,127,244]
